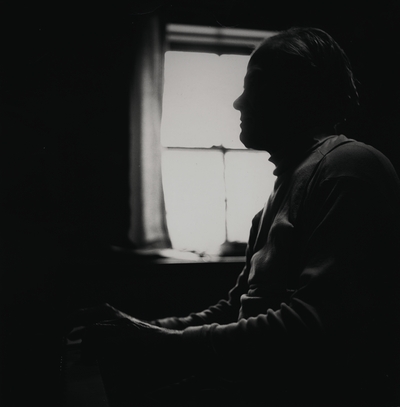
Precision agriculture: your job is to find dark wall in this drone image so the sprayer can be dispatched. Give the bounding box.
[1,6,138,405]
[1,4,135,319]
[2,3,134,248]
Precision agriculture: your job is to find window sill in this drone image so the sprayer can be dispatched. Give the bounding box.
[110,246,245,265]
[152,254,245,265]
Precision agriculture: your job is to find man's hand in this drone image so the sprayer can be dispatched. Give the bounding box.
[88,316,182,346]
[66,302,140,340]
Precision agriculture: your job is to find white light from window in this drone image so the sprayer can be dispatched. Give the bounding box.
[161,51,248,148]
[225,150,275,242]
[162,149,226,253]
[161,51,276,253]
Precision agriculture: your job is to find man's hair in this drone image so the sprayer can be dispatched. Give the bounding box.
[251,27,359,128]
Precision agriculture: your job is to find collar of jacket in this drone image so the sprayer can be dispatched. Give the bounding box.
[269,132,335,176]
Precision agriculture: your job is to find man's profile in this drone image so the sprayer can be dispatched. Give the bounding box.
[71,27,400,407]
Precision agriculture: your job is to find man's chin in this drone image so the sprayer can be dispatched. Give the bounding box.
[239,131,253,149]
[239,132,266,151]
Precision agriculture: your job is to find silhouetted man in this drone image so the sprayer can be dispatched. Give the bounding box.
[75,27,400,406]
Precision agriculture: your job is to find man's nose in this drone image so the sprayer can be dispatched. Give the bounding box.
[233,93,243,111]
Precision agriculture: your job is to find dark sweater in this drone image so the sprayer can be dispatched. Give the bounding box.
[156,134,400,403]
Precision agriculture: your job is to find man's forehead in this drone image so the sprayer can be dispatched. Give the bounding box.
[243,64,274,89]
[246,64,263,74]
[244,65,264,81]
[245,51,295,86]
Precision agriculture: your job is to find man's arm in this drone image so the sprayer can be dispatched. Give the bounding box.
[150,210,264,330]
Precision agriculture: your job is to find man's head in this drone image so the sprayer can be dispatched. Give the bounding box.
[234,27,359,152]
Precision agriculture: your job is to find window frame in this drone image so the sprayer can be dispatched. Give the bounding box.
[166,24,275,55]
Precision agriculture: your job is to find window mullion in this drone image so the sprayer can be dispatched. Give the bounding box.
[222,148,228,244]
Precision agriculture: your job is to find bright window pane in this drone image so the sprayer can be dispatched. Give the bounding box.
[160,50,275,253]
[225,151,276,242]
[161,51,249,148]
[218,54,250,148]
[162,149,226,253]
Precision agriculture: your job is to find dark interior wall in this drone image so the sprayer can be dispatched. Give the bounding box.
[1,3,136,321]
[1,7,139,405]
[0,1,400,405]
[2,3,134,249]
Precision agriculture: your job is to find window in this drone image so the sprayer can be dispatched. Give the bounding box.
[161,25,276,255]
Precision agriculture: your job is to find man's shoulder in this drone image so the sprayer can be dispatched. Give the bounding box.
[322,135,383,162]
[318,135,397,181]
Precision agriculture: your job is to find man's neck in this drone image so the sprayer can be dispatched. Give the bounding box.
[269,131,335,175]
